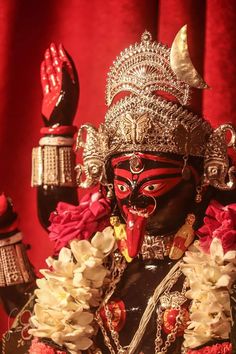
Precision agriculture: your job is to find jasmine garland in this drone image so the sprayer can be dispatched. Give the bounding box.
[29,227,115,354]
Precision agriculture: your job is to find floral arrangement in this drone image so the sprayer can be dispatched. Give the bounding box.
[186,341,232,354]
[29,226,115,354]
[182,201,236,350]
[48,192,111,252]
[198,200,236,253]
[29,195,236,353]
[29,338,67,353]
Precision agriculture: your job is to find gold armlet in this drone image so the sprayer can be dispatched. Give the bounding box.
[0,233,35,286]
[31,140,76,187]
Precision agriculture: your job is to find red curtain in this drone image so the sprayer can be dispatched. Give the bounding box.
[0,0,236,335]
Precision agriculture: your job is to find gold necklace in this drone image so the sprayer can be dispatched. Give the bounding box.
[140,234,174,260]
[95,252,183,354]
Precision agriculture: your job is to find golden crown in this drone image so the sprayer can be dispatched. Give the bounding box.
[76,26,236,191]
[106,31,191,106]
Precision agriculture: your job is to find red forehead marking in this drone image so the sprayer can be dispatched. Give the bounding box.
[112,153,200,183]
[111,153,184,168]
[114,167,182,182]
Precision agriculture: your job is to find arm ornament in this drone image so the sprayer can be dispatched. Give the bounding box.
[0,232,34,286]
[0,195,34,287]
[32,142,76,187]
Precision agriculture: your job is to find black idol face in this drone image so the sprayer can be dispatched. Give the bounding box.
[111,152,200,258]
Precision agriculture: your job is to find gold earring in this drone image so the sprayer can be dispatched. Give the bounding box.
[106,183,114,199]
[195,185,203,203]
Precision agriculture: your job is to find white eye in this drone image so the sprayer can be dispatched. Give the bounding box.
[117,184,128,192]
[143,184,160,192]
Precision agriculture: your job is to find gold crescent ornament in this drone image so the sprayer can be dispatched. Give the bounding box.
[170,24,209,89]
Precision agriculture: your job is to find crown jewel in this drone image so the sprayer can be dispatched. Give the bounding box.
[76,27,236,191]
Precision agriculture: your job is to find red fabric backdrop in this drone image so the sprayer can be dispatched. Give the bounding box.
[0,0,236,335]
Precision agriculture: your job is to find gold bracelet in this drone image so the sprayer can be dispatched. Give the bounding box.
[31,145,76,187]
[0,242,35,286]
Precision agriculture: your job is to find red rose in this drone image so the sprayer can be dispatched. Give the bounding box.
[187,341,232,354]
[29,338,67,354]
[198,200,236,253]
[48,192,111,253]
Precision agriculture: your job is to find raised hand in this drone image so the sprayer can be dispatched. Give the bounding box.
[41,43,79,126]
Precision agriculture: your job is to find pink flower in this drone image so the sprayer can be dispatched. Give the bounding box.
[198,200,236,254]
[187,341,232,354]
[48,192,111,253]
[29,338,66,354]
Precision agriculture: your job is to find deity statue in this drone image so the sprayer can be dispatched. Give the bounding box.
[2,26,236,354]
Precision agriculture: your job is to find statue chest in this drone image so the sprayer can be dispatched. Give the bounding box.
[97,258,188,354]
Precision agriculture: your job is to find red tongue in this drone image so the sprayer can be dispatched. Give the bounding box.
[126,211,147,258]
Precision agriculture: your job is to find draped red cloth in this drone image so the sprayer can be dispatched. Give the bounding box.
[0,0,236,335]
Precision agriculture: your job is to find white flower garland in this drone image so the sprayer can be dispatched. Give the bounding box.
[182,238,236,350]
[29,212,236,353]
[29,226,115,354]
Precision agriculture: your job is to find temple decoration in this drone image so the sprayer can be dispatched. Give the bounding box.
[4,26,236,354]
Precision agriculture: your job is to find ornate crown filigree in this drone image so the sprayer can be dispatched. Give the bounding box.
[106,31,191,106]
[104,95,212,158]
[76,27,236,191]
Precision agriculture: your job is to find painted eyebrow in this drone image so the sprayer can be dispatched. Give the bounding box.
[114,168,132,180]
[114,175,132,184]
[137,168,182,180]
